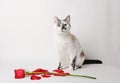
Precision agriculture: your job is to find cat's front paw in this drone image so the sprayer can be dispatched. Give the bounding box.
[61,66,69,69]
[58,65,69,69]
[57,62,69,69]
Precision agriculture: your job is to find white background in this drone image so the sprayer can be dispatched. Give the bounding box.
[0,0,120,82]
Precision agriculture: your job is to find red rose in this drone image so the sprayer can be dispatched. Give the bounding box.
[14,69,25,79]
[31,75,41,80]
[14,68,96,80]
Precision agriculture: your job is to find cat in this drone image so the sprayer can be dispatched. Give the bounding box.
[53,15,102,70]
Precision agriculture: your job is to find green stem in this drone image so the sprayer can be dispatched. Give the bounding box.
[69,74,96,79]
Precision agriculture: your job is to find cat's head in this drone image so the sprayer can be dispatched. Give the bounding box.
[54,15,71,32]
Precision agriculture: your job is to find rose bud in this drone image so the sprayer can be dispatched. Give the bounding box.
[14,69,25,79]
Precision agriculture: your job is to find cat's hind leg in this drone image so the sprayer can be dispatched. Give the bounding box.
[75,51,86,69]
[71,52,86,70]
[71,56,77,70]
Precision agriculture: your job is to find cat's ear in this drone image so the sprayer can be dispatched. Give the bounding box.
[54,16,60,23]
[64,15,70,24]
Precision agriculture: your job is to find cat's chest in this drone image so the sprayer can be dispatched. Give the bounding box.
[55,35,72,46]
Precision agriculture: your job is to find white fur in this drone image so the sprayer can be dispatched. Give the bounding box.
[53,15,86,69]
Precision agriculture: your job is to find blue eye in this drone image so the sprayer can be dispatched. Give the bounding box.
[63,24,68,27]
[57,23,61,27]
[64,24,67,26]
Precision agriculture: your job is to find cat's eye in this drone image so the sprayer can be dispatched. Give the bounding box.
[57,23,61,27]
[64,24,67,27]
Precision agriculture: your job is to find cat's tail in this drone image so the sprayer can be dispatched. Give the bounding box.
[83,59,102,64]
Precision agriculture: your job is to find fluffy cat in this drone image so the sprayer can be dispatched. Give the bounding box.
[53,15,102,70]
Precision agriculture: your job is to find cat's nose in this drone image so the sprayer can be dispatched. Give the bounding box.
[61,25,64,31]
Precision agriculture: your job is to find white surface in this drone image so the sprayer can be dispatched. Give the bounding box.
[0,0,120,83]
[1,64,120,83]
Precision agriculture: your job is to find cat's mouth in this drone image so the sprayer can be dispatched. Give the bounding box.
[60,29,67,32]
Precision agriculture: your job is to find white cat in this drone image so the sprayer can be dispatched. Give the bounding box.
[53,15,102,70]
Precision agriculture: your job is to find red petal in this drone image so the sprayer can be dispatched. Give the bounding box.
[53,69,64,73]
[33,68,42,72]
[53,74,61,76]
[42,74,51,78]
[14,69,25,79]
[33,68,48,73]
[31,75,41,80]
